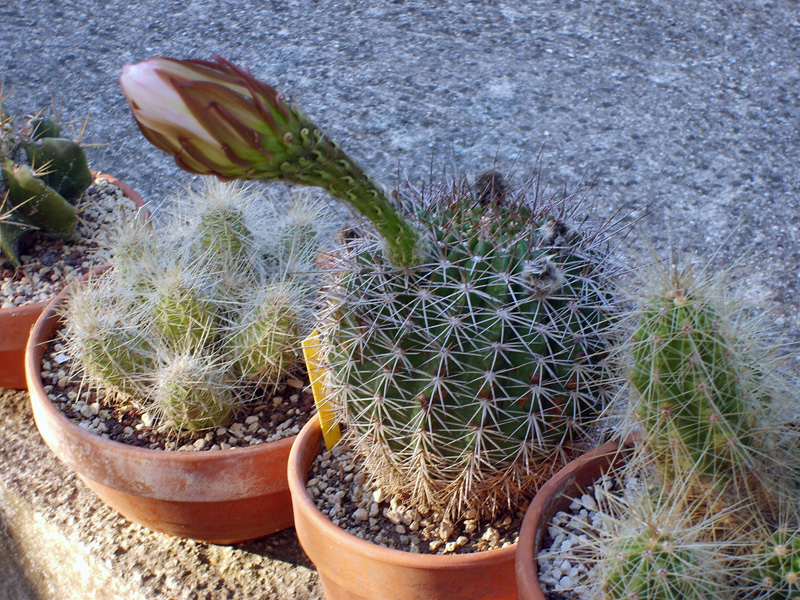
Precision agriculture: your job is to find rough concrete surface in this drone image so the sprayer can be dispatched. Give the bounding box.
[0,390,321,600]
[1,1,799,598]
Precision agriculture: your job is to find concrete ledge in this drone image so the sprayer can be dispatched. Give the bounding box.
[0,389,322,600]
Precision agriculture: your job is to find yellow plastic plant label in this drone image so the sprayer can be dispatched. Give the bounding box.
[301,331,342,450]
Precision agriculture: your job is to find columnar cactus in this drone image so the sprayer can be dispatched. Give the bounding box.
[64,180,328,434]
[622,260,796,497]
[0,105,93,266]
[629,281,759,481]
[120,56,624,519]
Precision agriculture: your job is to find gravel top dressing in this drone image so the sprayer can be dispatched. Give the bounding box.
[40,337,315,451]
[536,471,641,600]
[0,176,141,309]
[306,440,526,556]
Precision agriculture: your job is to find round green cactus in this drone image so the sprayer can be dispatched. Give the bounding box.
[601,527,716,600]
[193,203,253,262]
[65,281,152,398]
[152,352,234,432]
[227,284,301,382]
[152,280,218,351]
[319,173,619,519]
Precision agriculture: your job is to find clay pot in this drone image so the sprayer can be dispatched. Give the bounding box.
[25,281,295,544]
[287,417,518,600]
[0,173,145,390]
[515,438,634,600]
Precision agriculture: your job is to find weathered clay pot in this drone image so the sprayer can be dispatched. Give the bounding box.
[288,417,519,600]
[25,280,296,544]
[0,173,144,390]
[515,438,633,600]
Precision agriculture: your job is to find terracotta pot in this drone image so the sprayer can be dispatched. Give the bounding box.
[0,172,145,390]
[288,417,518,600]
[515,438,634,600]
[25,281,296,544]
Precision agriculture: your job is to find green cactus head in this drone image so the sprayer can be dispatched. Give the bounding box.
[316,172,622,520]
[748,526,800,599]
[0,105,93,267]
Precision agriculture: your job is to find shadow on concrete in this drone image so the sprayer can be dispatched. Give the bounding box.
[0,508,40,600]
[233,527,317,570]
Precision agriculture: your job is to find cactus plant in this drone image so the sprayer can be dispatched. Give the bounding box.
[63,180,328,434]
[316,173,621,520]
[120,56,624,520]
[0,104,93,267]
[596,467,738,600]
[621,257,797,499]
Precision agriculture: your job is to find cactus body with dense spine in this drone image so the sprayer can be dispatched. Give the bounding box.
[0,107,92,266]
[624,264,783,490]
[602,529,712,600]
[749,527,800,599]
[594,476,732,600]
[64,181,328,434]
[154,352,234,432]
[227,284,300,382]
[318,175,619,519]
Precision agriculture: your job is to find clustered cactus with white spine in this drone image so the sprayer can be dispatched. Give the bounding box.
[62,179,329,434]
[541,256,800,599]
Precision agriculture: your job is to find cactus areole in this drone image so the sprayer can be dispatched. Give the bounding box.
[122,56,620,519]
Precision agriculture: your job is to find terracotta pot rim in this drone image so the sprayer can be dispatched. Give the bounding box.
[514,436,635,599]
[288,417,518,569]
[0,170,146,318]
[25,278,297,466]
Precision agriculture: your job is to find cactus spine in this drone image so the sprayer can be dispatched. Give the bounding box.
[64,180,328,434]
[0,104,92,266]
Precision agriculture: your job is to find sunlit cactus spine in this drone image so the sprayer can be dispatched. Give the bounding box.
[226,282,301,382]
[119,56,624,518]
[595,476,735,600]
[152,351,234,432]
[63,180,328,435]
[620,258,786,491]
[66,280,153,398]
[149,261,220,352]
[0,102,93,266]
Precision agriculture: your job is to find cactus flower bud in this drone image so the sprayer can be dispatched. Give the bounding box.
[119,56,295,179]
[120,55,425,268]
